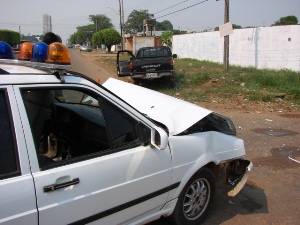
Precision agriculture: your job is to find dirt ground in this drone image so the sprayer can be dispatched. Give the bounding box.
[75,49,300,225]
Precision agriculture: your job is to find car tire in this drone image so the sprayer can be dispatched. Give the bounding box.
[167,167,215,225]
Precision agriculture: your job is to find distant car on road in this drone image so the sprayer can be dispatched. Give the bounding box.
[67,44,73,48]
[79,45,88,51]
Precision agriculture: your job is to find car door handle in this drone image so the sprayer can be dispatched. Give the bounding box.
[43,178,80,192]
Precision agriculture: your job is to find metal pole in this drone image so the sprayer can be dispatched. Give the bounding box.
[119,0,123,50]
[121,0,125,50]
[224,0,229,71]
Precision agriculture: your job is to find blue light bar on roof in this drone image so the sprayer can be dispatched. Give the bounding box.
[31,42,48,62]
[0,41,15,59]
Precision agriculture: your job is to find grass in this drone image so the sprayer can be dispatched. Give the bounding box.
[89,52,300,109]
[155,58,300,107]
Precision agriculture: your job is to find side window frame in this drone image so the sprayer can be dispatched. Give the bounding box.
[21,85,146,171]
[98,96,142,151]
[0,88,20,180]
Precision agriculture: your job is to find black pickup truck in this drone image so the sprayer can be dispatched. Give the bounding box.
[117,46,177,85]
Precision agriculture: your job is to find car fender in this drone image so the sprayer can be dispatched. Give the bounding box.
[166,131,246,202]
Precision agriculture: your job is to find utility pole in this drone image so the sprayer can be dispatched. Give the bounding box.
[118,0,125,50]
[224,0,229,71]
[121,0,125,50]
[118,0,123,50]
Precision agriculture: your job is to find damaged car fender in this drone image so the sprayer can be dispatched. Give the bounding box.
[166,132,247,200]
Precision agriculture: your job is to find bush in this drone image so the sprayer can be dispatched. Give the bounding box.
[0,30,20,46]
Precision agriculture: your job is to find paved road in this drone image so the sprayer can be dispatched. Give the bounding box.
[69,48,112,84]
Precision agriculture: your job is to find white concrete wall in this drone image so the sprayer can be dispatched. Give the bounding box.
[172,25,300,72]
[132,36,155,54]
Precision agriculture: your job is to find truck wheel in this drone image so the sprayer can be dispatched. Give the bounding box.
[167,168,215,225]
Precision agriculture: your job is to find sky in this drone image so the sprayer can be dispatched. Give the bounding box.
[1,0,300,44]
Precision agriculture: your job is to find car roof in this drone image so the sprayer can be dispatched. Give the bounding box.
[0,63,48,74]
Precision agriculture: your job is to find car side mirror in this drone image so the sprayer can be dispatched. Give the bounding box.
[172,54,177,59]
[151,127,168,150]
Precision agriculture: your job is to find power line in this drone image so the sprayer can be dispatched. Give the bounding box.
[153,0,189,15]
[155,0,209,19]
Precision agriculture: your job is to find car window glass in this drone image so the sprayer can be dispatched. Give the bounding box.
[137,47,170,58]
[119,52,132,61]
[0,90,20,179]
[22,88,140,170]
[99,99,138,148]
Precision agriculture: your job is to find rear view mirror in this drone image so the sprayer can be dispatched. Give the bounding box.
[172,54,177,58]
[151,127,168,150]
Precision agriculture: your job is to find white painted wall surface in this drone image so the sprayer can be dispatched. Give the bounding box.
[172,25,300,72]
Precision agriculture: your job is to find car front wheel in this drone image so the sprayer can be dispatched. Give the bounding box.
[167,167,215,225]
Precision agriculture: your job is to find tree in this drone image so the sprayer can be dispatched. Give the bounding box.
[68,14,113,44]
[273,15,298,25]
[92,28,120,52]
[0,29,20,45]
[156,20,173,31]
[125,10,152,33]
[89,14,113,32]
[69,32,78,44]
[160,31,173,46]
[92,32,103,47]
[75,24,95,45]
[159,29,187,47]
[172,29,187,35]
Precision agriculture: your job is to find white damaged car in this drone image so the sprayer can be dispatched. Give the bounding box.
[0,41,252,225]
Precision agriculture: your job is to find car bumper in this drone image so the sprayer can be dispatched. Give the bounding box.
[131,71,174,80]
[227,160,253,197]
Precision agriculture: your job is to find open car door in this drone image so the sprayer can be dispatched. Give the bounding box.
[117,50,135,76]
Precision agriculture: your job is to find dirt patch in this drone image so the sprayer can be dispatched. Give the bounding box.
[252,128,299,137]
[278,113,300,118]
[252,146,300,170]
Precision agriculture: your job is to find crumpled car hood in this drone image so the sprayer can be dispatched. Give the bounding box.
[103,78,212,135]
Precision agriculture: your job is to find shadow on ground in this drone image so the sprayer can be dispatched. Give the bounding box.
[147,183,268,225]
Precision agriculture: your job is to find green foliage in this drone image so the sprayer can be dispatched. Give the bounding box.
[154,58,300,106]
[125,10,152,33]
[160,31,173,46]
[69,33,77,44]
[233,24,242,29]
[160,29,187,46]
[89,14,113,32]
[156,20,173,31]
[69,14,113,44]
[0,29,20,45]
[92,32,103,45]
[273,15,298,25]
[92,28,120,52]
[172,29,187,35]
[74,24,95,44]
